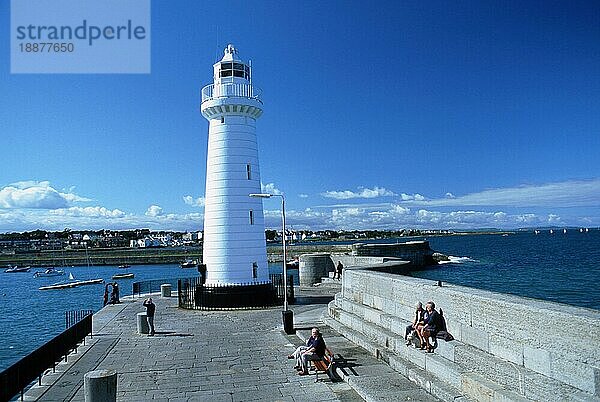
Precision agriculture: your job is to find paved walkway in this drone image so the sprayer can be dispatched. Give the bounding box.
[23,281,437,401]
[24,287,360,401]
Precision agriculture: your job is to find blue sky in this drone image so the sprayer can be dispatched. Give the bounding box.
[1,0,599,232]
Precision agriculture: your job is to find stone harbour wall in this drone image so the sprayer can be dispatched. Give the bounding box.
[351,241,435,267]
[329,266,600,401]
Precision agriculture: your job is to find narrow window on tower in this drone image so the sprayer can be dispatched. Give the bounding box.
[252,262,258,279]
[246,164,251,180]
[220,116,225,124]
[249,210,254,225]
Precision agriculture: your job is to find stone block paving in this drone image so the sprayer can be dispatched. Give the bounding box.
[26,294,362,402]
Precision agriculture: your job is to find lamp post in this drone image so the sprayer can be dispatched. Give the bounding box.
[249,193,293,333]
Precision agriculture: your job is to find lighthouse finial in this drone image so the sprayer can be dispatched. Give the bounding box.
[225,44,237,56]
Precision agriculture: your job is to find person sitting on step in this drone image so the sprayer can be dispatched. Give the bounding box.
[420,301,443,352]
[405,301,426,346]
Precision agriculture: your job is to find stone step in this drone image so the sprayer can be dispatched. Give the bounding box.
[331,298,600,402]
[461,372,531,402]
[323,313,469,402]
[329,302,465,389]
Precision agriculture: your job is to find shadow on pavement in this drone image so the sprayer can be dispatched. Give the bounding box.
[155,331,194,337]
[333,354,361,377]
[292,295,335,305]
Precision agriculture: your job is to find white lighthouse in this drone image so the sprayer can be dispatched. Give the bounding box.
[200,44,269,285]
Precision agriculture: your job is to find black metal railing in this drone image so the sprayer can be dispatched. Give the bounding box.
[66,309,94,328]
[0,312,92,402]
[132,277,181,298]
[178,274,294,310]
[271,273,295,303]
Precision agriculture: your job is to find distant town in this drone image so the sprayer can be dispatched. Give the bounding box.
[0,228,460,253]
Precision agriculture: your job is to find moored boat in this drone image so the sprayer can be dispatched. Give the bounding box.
[33,268,66,278]
[112,273,134,280]
[118,264,131,269]
[180,259,198,268]
[5,265,31,273]
[39,278,104,291]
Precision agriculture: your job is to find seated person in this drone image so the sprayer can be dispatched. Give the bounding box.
[420,301,443,352]
[405,302,426,345]
[288,327,332,375]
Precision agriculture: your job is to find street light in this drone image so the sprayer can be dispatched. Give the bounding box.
[249,193,293,333]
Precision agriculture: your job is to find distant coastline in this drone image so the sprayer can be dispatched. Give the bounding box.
[0,230,521,267]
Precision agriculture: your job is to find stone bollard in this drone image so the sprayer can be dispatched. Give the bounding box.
[160,283,171,297]
[84,369,117,402]
[136,312,149,334]
[299,253,334,287]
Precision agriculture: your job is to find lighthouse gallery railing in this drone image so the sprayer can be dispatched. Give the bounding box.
[201,83,262,104]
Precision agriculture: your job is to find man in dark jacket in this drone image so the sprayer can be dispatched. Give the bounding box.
[291,328,332,375]
[143,298,156,336]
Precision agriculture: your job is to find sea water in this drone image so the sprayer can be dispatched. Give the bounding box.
[0,231,598,370]
[412,230,600,310]
[0,262,298,371]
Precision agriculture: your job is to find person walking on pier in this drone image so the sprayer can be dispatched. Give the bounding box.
[335,261,343,280]
[143,297,156,336]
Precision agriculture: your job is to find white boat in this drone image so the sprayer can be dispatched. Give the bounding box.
[112,273,134,280]
[33,268,66,278]
[5,265,31,273]
[39,272,104,290]
[180,259,198,268]
[39,277,104,290]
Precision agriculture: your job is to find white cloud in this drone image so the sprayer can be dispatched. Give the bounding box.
[0,207,204,233]
[400,193,425,201]
[390,204,410,215]
[322,186,396,200]
[299,194,309,198]
[49,207,126,218]
[402,179,600,208]
[548,214,561,223]
[0,181,90,209]
[264,201,588,230]
[145,205,163,217]
[183,195,205,207]
[261,183,283,195]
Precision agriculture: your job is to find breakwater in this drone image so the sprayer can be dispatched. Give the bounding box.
[0,247,202,267]
[327,264,600,401]
[0,244,352,267]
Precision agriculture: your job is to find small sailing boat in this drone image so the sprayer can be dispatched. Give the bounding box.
[39,272,104,290]
[33,267,66,278]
